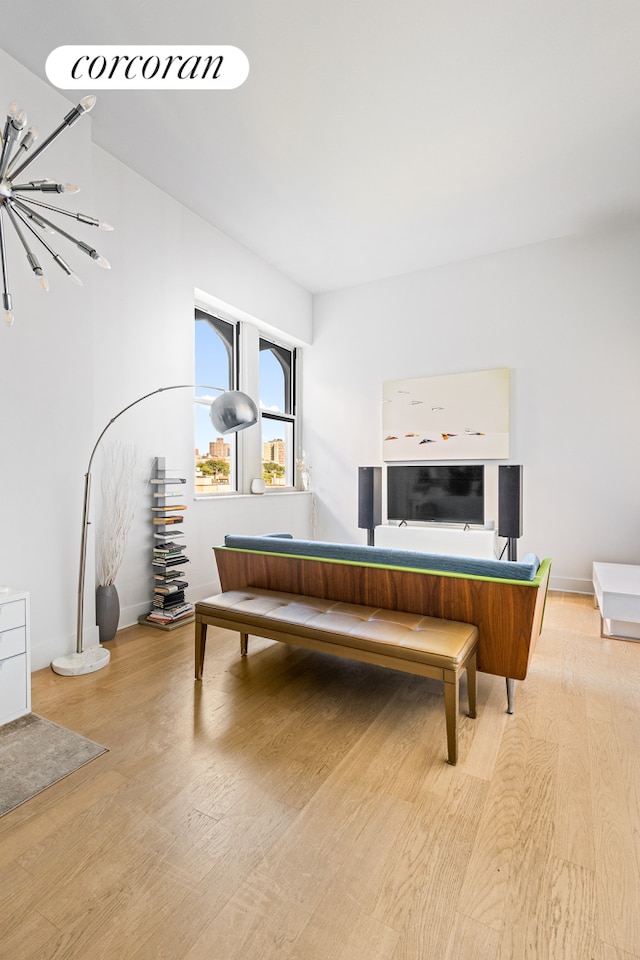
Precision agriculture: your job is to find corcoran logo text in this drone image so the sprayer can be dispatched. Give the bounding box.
[46,46,250,90]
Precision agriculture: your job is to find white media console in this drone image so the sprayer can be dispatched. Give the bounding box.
[374,525,499,559]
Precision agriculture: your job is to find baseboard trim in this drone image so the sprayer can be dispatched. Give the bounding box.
[549,576,592,595]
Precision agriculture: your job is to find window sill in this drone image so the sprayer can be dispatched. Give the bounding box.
[194,489,312,502]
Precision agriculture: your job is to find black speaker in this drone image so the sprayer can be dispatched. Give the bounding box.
[498,465,523,539]
[358,467,382,533]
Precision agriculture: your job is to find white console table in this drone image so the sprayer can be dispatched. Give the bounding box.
[0,587,31,725]
[592,562,640,641]
[374,525,498,559]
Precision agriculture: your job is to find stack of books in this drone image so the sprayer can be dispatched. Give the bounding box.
[151,539,188,572]
[142,464,196,629]
[147,534,194,626]
[147,596,193,625]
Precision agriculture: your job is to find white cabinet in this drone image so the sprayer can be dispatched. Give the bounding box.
[374,525,499,559]
[0,588,31,725]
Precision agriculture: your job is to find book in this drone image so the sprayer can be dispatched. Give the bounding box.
[145,608,193,624]
[153,589,185,601]
[146,601,194,621]
[151,505,188,512]
[154,580,188,594]
[147,603,191,615]
[153,592,186,608]
[153,516,183,525]
[149,477,186,484]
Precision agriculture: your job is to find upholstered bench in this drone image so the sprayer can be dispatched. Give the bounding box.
[195,587,478,765]
[207,534,552,715]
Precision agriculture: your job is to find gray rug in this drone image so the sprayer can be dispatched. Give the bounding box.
[0,713,108,817]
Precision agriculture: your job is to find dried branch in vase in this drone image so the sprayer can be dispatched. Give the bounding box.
[96,443,139,587]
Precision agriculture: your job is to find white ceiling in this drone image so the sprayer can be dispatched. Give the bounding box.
[3,0,640,293]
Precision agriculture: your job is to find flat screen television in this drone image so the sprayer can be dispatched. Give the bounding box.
[387,464,484,524]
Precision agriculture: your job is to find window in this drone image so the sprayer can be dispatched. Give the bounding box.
[194,309,237,494]
[260,338,296,488]
[194,308,298,494]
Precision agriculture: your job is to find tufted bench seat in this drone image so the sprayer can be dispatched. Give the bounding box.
[195,587,478,765]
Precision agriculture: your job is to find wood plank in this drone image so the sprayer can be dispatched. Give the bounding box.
[444,913,500,960]
[369,773,490,955]
[494,737,558,960]
[456,714,533,930]
[589,715,640,955]
[546,857,600,957]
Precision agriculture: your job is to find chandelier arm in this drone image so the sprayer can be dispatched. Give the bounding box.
[8,122,67,180]
[9,193,103,227]
[5,127,37,178]
[0,119,12,175]
[4,204,45,280]
[0,210,13,319]
[12,196,105,264]
[12,182,73,192]
[8,201,80,281]
[9,98,95,182]
[13,196,78,243]
[0,115,26,181]
[7,198,51,233]
[8,200,58,254]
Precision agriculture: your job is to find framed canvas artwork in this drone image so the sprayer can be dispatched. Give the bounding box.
[382,368,510,461]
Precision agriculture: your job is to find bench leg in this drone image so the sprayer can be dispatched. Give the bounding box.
[195,621,207,680]
[443,672,459,765]
[467,653,477,719]
[240,632,248,656]
[506,677,515,714]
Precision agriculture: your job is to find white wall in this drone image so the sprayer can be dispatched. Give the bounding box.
[0,50,97,671]
[0,47,313,671]
[304,227,640,592]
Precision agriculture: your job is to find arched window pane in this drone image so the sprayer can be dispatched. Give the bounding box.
[195,312,233,395]
[259,339,292,415]
[194,310,236,494]
[259,348,285,413]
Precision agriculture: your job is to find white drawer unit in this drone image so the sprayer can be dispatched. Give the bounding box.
[0,588,31,725]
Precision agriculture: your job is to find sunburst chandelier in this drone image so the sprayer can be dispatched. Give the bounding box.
[0,95,112,327]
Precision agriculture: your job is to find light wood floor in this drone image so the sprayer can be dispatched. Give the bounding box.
[2,593,639,960]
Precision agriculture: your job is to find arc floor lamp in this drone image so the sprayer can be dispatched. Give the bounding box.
[50,385,258,677]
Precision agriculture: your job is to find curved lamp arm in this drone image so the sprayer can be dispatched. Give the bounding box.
[84,384,254,474]
[61,383,257,674]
